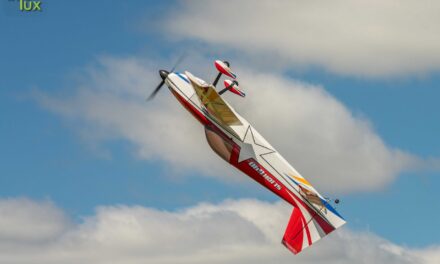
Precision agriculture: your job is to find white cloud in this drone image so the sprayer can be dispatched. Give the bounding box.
[229,69,417,193]
[0,198,70,245]
[37,56,235,179]
[36,56,422,193]
[0,197,437,264]
[165,0,440,77]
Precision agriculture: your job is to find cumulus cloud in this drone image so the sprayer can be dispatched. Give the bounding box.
[0,197,437,264]
[36,56,421,193]
[164,0,440,77]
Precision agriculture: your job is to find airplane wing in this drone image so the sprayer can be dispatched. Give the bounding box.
[204,120,346,254]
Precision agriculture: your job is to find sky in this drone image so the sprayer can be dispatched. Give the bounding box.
[1,0,440,263]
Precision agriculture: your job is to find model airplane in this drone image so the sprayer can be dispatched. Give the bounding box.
[148,60,346,255]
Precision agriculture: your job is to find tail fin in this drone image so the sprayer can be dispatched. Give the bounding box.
[282,201,345,254]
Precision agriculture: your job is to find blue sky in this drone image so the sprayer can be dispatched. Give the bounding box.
[1,1,439,263]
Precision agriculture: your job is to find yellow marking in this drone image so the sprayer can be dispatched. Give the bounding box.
[289,174,311,187]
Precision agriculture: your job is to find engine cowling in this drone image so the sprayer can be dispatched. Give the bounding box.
[224,80,245,97]
[215,60,236,79]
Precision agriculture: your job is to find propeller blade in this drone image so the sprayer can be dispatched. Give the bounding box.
[146,53,186,101]
[170,53,186,72]
[146,80,165,101]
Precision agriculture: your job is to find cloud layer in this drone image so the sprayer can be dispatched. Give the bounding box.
[165,0,440,77]
[0,197,438,264]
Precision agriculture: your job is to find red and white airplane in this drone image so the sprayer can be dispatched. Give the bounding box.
[148,60,346,255]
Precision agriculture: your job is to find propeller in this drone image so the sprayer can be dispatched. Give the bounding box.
[147,54,186,101]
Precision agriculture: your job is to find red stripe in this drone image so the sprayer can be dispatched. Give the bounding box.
[171,90,209,125]
[304,217,312,245]
[282,208,304,254]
